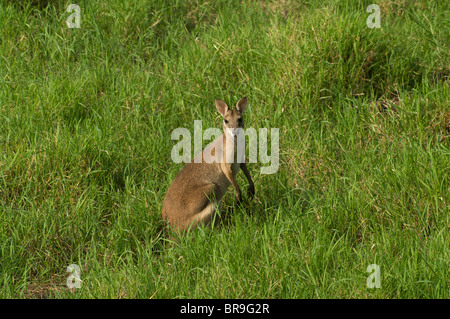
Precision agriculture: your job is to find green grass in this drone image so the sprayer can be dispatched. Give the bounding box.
[0,0,449,298]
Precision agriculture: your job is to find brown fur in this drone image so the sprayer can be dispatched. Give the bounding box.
[162,97,255,233]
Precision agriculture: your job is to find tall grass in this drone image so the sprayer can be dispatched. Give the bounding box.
[0,0,448,298]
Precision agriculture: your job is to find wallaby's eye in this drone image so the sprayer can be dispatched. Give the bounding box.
[224,119,229,124]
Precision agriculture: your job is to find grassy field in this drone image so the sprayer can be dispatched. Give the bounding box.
[0,0,448,299]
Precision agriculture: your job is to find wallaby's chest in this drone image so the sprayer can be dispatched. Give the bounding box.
[226,138,243,177]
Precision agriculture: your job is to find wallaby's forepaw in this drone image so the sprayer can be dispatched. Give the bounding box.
[235,191,243,205]
[247,184,255,200]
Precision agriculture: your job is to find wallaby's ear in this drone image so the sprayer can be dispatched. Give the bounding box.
[215,100,229,116]
[235,97,248,113]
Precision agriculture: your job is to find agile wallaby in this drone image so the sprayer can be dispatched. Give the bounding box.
[162,97,255,233]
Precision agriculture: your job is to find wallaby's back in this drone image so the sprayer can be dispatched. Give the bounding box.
[162,157,229,230]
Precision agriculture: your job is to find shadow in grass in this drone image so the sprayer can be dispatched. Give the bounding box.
[3,0,65,11]
[82,146,129,192]
[25,276,66,299]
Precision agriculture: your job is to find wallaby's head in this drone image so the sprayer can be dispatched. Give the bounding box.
[215,97,248,138]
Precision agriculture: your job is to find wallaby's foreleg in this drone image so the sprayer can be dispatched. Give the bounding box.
[241,163,255,199]
[223,166,242,203]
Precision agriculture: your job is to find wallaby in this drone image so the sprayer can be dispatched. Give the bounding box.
[162,97,255,233]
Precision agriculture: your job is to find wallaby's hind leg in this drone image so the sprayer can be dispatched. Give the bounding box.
[189,201,218,230]
[183,184,220,231]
